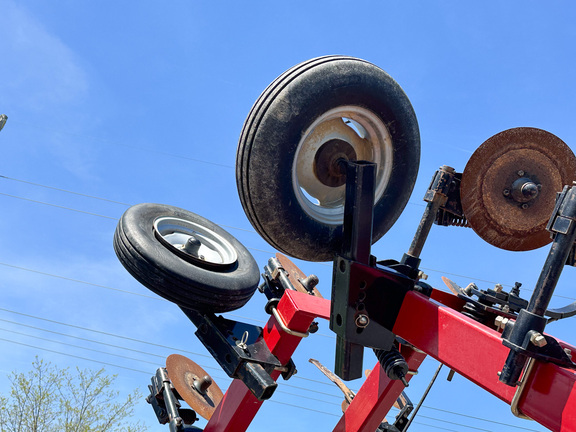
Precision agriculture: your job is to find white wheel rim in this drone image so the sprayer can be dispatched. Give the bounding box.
[292,106,394,225]
[154,217,238,267]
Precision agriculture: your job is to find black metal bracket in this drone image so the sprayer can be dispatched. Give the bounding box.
[146,367,200,432]
[180,307,282,401]
[331,257,414,350]
[401,165,458,272]
[331,161,376,380]
[499,184,576,386]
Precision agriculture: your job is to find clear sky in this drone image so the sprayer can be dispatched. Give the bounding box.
[1,1,575,431]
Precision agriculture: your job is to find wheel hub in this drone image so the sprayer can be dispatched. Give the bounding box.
[153,216,238,269]
[314,139,357,187]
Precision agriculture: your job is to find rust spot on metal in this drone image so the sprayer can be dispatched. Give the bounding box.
[461,127,576,251]
[275,253,323,298]
[166,354,223,420]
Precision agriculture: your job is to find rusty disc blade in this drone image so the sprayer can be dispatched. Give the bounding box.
[166,354,223,420]
[441,276,462,296]
[275,253,323,298]
[461,127,576,251]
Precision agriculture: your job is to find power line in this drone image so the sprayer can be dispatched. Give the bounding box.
[0,192,119,220]
[3,184,574,303]
[0,317,207,360]
[0,311,542,430]
[420,405,543,432]
[0,307,340,391]
[0,175,132,206]
[0,262,161,300]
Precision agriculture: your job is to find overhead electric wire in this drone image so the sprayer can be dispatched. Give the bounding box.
[419,405,543,432]
[0,174,564,430]
[0,175,132,206]
[0,322,348,409]
[0,192,119,220]
[2,184,575,303]
[0,317,208,360]
[0,262,161,300]
[0,311,547,432]
[0,307,339,391]
[0,336,347,420]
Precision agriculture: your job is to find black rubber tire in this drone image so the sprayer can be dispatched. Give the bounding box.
[113,203,260,313]
[236,56,420,261]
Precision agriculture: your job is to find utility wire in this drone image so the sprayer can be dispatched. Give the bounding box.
[0,325,346,408]
[0,192,118,220]
[0,317,208,360]
[0,262,161,300]
[3,184,575,302]
[0,307,339,391]
[2,187,575,303]
[0,312,547,432]
[0,175,132,206]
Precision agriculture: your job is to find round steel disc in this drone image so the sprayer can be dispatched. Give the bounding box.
[166,354,223,420]
[275,253,323,298]
[461,127,576,251]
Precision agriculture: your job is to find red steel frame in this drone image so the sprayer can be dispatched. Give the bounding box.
[204,289,576,432]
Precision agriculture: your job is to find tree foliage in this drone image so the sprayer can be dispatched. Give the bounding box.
[0,357,146,432]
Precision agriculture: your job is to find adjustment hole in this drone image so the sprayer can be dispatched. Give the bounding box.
[336,314,343,327]
[359,281,367,289]
[339,260,346,273]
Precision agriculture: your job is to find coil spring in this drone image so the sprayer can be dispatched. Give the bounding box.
[373,346,408,382]
[436,209,470,227]
[461,301,487,323]
[448,215,469,227]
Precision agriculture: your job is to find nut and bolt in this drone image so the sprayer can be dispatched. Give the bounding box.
[564,348,572,359]
[521,203,529,210]
[193,375,213,395]
[463,283,477,296]
[494,283,503,293]
[530,331,547,348]
[494,316,509,331]
[417,270,428,280]
[517,170,525,177]
[503,189,511,197]
[355,314,370,328]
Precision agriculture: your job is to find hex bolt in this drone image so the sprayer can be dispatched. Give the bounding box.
[417,270,428,280]
[521,203,529,209]
[494,316,504,328]
[299,274,319,293]
[355,314,369,328]
[193,375,213,395]
[184,235,202,255]
[537,184,542,190]
[494,316,509,331]
[517,170,525,176]
[530,331,547,348]
[494,283,503,293]
[503,189,510,197]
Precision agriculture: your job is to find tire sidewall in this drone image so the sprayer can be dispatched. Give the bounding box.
[244,58,420,261]
[115,203,260,311]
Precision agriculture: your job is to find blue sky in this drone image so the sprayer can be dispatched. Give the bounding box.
[1,1,575,431]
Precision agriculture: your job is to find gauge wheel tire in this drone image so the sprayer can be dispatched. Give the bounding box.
[113,203,260,313]
[236,55,420,262]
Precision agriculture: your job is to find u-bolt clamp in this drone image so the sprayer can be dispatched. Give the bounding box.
[270,307,309,338]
